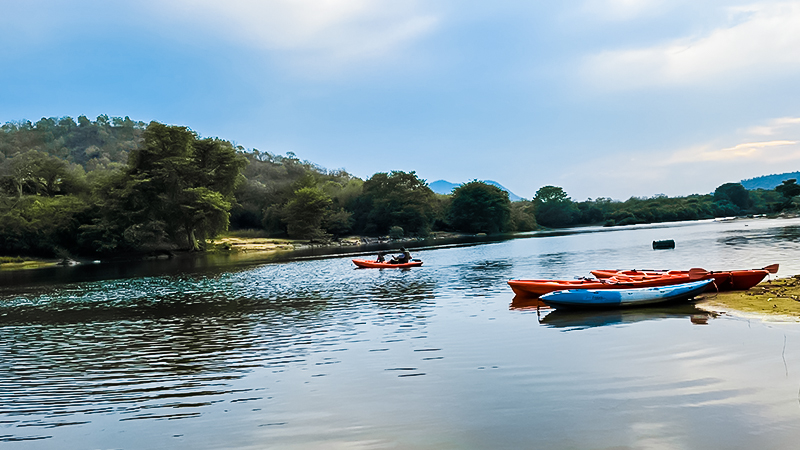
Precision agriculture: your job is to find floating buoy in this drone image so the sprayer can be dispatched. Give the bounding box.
[652,239,675,250]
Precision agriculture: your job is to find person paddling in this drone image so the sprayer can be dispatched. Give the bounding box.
[390,247,412,264]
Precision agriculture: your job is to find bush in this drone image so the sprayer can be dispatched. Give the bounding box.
[389,226,404,239]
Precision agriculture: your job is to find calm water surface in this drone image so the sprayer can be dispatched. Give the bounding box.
[3,217,800,449]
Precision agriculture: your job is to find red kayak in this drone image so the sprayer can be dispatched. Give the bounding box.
[508,273,695,298]
[352,259,423,269]
[590,264,778,291]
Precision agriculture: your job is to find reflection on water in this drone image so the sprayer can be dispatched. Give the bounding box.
[538,303,716,330]
[3,217,800,448]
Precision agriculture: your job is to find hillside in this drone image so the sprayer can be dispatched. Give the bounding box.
[741,172,800,190]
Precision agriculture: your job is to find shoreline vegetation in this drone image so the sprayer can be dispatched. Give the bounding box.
[4,115,800,320]
[3,115,800,262]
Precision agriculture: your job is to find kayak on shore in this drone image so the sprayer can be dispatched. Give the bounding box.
[507,273,698,298]
[352,259,423,269]
[590,264,778,291]
[539,279,714,309]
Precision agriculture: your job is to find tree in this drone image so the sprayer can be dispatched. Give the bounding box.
[533,185,578,227]
[355,171,437,236]
[283,187,332,240]
[776,179,800,199]
[714,182,751,210]
[448,181,511,233]
[775,179,800,211]
[94,122,247,252]
[510,200,537,231]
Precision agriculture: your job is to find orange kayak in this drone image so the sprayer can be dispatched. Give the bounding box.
[590,264,777,291]
[353,259,423,269]
[507,273,693,298]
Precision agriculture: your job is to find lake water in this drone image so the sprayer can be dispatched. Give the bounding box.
[3,217,800,449]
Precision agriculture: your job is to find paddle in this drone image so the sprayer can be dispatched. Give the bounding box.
[763,263,779,274]
[688,268,710,280]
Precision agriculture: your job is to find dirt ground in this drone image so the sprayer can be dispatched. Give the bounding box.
[696,275,800,322]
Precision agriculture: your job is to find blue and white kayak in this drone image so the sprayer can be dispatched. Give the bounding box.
[539,279,713,309]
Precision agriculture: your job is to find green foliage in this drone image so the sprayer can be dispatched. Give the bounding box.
[448,181,511,233]
[510,200,537,231]
[0,115,145,169]
[750,188,783,212]
[774,179,800,211]
[0,150,88,197]
[389,226,405,239]
[714,183,751,210]
[0,195,89,256]
[533,186,578,227]
[124,122,247,250]
[776,179,800,199]
[2,113,794,258]
[231,150,357,235]
[283,186,332,240]
[355,171,437,236]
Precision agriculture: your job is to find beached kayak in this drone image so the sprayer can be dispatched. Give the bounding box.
[590,264,777,291]
[507,273,693,298]
[539,279,713,309]
[352,259,423,268]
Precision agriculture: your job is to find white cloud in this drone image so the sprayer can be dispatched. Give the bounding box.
[156,0,439,72]
[584,2,800,89]
[665,140,800,164]
[747,117,800,136]
[565,114,800,199]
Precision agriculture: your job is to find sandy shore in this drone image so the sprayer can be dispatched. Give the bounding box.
[696,275,800,322]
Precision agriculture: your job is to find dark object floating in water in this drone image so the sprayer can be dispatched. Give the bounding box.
[652,239,675,250]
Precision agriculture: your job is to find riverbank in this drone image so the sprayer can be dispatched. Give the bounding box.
[696,275,800,322]
[208,231,468,253]
[0,232,471,271]
[0,256,60,271]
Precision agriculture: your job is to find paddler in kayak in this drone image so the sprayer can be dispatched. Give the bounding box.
[390,247,412,264]
[375,252,386,262]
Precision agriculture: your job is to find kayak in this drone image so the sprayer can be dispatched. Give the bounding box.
[539,279,713,309]
[590,264,777,291]
[507,273,695,298]
[352,259,423,269]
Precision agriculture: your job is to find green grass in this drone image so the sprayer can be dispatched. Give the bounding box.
[0,256,25,264]
[224,229,272,239]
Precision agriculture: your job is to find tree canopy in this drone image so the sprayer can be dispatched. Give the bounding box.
[448,181,511,233]
[1,114,795,259]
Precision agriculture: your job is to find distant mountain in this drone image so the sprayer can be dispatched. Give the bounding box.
[429,179,523,201]
[741,172,800,190]
[429,180,460,195]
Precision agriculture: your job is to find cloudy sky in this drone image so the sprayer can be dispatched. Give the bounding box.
[3,0,800,200]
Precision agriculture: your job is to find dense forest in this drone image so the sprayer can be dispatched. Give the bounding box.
[1,116,799,258]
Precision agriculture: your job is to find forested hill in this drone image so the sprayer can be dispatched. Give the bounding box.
[0,115,146,172]
[741,172,800,190]
[1,115,798,259]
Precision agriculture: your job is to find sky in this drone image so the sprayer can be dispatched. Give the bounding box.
[3,0,800,201]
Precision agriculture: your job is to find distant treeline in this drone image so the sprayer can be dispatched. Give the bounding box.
[741,172,800,190]
[1,116,799,258]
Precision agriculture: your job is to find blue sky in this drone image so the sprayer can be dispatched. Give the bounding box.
[3,0,800,201]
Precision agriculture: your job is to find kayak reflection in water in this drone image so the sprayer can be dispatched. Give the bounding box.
[390,247,412,264]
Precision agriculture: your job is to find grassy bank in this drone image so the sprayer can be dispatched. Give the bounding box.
[696,276,800,321]
[0,256,59,271]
